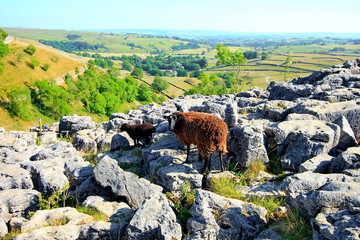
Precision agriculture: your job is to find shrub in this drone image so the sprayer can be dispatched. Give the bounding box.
[0,41,9,58]
[41,63,51,71]
[6,87,31,120]
[24,44,36,55]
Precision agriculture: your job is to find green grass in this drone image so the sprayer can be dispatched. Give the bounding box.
[209,177,245,200]
[76,206,108,221]
[272,207,312,240]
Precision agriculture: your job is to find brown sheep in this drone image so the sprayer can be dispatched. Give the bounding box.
[165,111,228,173]
[120,123,156,147]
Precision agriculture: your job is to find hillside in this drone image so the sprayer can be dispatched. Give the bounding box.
[3,27,206,54]
[0,40,86,89]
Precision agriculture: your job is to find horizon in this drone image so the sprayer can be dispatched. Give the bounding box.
[1,0,359,34]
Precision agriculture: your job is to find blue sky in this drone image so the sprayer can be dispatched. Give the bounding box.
[1,0,359,33]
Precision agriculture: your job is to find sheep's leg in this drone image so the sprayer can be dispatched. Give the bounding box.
[201,155,211,173]
[219,152,224,172]
[185,145,190,163]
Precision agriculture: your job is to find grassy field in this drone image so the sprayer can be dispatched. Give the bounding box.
[3,27,196,54]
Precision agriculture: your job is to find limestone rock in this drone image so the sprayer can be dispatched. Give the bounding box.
[298,153,333,173]
[187,189,267,240]
[110,133,133,150]
[125,194,182,240]
[0,189,39,222]
[155,163,203,191]
[20,207,94,233]
[328,146,360,173]
[93,156,163,209]
[229,124,269,167]
[82,196,134,222]
[59,115,96,135]
[0,163,33,190]
[268,120,340,171]
[313,207,360,240]
[0,217,8,238]
[333,115,357,150]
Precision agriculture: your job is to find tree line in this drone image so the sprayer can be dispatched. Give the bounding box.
[39,40,106,52]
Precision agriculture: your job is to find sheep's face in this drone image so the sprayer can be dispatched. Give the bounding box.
[120,123,128,132]
[166,113,183,131]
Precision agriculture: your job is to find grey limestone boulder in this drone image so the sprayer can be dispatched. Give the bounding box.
[329,145,360,173]
[254,228,282,240]
[93,156,163,210]
[294,100,360,138]
[22,158,69,195]
[82,196,134,222]
[313,207,360,240]
[72,135,97,154]
[0,189,39,222]
[110,133,134,150]
[14,220,126,240]
[229,124,269,167]
[125,194,182,240]
[187,189,267,240]
[333,115,357,150]
[268,120,340,171]
[0,131,37,151]
[155,163,203,191]
[0,163,33,190]
[29,141,78,161]
[38,132,57,145]
[298,153,333,173]
[283,172,360,217]
[20,207,94,233]
[59,115,96,135]
[0,217,8,238]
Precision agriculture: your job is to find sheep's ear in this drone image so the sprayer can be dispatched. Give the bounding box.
[163,115,170,120]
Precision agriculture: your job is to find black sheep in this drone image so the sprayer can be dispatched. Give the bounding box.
[120,123,156,147]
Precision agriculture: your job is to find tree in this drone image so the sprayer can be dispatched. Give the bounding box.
[0,29,8,41]
[152,75,169,92]
[122,60,133,71]
[136,83,153,103]
[89,92,107,115]
[66,34,81,40]
[24,45,36,55]
[131,68,144,79]
[177,69,188,77]
[6,87,31,120]
[215,44,247,91]
[0,42,9,58]
[261,52,269,60]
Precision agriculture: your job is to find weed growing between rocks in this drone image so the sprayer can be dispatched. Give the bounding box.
[272,207,312,240]
[249,196,287,222]
[76,206,108,221]
[3,227,21,240]
[38,183,74,210]
[83,152,98,166]
[209,177,244,200]
[57,131,73,143]
[165,180,196,234]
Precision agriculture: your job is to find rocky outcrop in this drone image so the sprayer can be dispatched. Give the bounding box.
[0,59,360,239]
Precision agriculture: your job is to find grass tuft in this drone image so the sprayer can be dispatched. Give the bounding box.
[209,177,244,200]
[272,207,312,240]
[76,206,108,221]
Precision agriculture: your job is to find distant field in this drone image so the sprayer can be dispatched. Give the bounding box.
[3,27,197,54]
